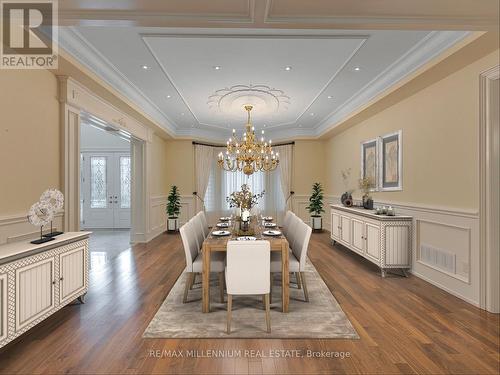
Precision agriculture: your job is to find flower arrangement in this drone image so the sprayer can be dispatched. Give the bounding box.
[359,176,375,209]
[226,184,265,210]
[358,176,375,198]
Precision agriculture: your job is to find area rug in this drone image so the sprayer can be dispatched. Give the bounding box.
[143,260,359,339]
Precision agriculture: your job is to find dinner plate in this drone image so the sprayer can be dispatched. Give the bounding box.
[212,230,230,236]
[263,222,277,228]
[237,236,256,241]
[263,230,282,236]
[262,216,273,221]
[216,222,229,228]
[219,217,231,221]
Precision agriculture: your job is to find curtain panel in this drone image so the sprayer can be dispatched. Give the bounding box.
[194,145,214,212]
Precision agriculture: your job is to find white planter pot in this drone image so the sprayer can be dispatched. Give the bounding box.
[311,216,322,231]
[167,217,179,231]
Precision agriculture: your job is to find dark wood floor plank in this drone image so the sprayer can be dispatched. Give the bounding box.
[0,231,498,375]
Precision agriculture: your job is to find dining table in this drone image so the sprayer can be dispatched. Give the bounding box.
[201,219,289,313]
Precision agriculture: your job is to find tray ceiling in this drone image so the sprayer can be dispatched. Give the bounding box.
[59,26,470,140]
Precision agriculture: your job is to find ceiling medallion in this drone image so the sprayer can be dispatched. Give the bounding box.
[218,105,279,176]
[208,84,290,116]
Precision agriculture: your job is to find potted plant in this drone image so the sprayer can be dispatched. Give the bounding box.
[306,182,325,231]
[166,185,181,231]
[359,177,375,209]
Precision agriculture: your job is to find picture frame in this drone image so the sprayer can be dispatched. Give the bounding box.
[378,130,402,191]
[360,138,378,191]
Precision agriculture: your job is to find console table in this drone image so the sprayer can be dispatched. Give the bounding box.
[330,205,412,277]
[0,232,90,349]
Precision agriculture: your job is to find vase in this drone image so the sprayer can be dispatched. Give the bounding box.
[362,197,374,210]
[342,192,353,207]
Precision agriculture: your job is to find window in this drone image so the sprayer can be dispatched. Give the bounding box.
[120,156,131,208]
[204,157,285,224]
[90,156,107,208]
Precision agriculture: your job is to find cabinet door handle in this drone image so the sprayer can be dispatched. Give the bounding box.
[60,277,64,281]
[52,281,56,285]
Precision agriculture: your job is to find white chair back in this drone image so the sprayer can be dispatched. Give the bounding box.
[198,211,210,238]
[191,215,205,251]
[282,210,294,237]
[286,214,300,250]
[180,221,199,272]
[291,221,312,271]
[226,240,270,295]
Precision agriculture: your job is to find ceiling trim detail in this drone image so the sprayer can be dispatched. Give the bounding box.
[58,27,179,135]
[314,30,471,136]
[59,28,471,141]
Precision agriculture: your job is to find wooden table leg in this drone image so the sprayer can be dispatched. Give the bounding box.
[281,240,289,313]
[202,243,211,313]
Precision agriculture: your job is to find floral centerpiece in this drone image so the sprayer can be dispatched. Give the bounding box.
[226,184,265,233]
[359,176,375,209]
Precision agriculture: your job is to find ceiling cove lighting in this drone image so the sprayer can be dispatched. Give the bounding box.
[218,105,279,176]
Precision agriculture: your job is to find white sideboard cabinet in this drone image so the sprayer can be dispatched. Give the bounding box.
[0,232,90,349]
[330,205,412,277]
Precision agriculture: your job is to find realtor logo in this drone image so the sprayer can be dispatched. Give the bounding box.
[1,0,58,69]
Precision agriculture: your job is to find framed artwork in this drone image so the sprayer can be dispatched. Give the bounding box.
[360,138,378,191]
[379,130,402,191]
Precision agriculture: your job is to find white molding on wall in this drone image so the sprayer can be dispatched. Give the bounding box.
[0,212,65,245]
[147,195,195,242]
[323,196,480,307]
[479,64,500,312]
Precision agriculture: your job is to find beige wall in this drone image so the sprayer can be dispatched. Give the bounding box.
[0,70,60,216]
[164,140,194,196]
[293,140,325,195]
[150,134,169,196]
[324,50,499,211]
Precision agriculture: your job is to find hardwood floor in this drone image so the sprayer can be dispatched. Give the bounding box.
[0,231,498,374]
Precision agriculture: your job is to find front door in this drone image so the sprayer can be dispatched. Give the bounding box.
[81,152,131,229]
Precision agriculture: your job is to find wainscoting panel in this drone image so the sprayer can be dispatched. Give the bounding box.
[148,195,194,241]
[327,196,480,306]
[0,212,64,245]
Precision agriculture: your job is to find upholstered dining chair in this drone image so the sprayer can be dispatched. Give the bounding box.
[281,210,294,238]
[179,221,225,303]
[191,214,206,252]
[197,211,210,238]
[225,240,271,334]
[270,219,312,302]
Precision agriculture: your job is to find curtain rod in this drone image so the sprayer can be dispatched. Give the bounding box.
[192,141,295,147]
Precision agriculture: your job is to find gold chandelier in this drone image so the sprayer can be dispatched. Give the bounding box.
[217,105,279,176]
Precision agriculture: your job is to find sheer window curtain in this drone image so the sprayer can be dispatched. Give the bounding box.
[274,144,293,224]
[203,147,286,225]
[194,145,214,213]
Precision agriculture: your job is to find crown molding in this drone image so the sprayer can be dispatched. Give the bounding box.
[59,28,470,141]
[58,27,178,135]
[313,30,471,137]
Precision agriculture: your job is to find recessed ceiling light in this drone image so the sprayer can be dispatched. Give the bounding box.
[263,124,267,128]
[213,66,221,70]
[298,124,302,127]
[141,65,150,70]
[310,112,315,116]
[284,66,292,71]
[166,95,171,99]
[354,66,361,71]
[327,95,334,99]
[181,112,185,116]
